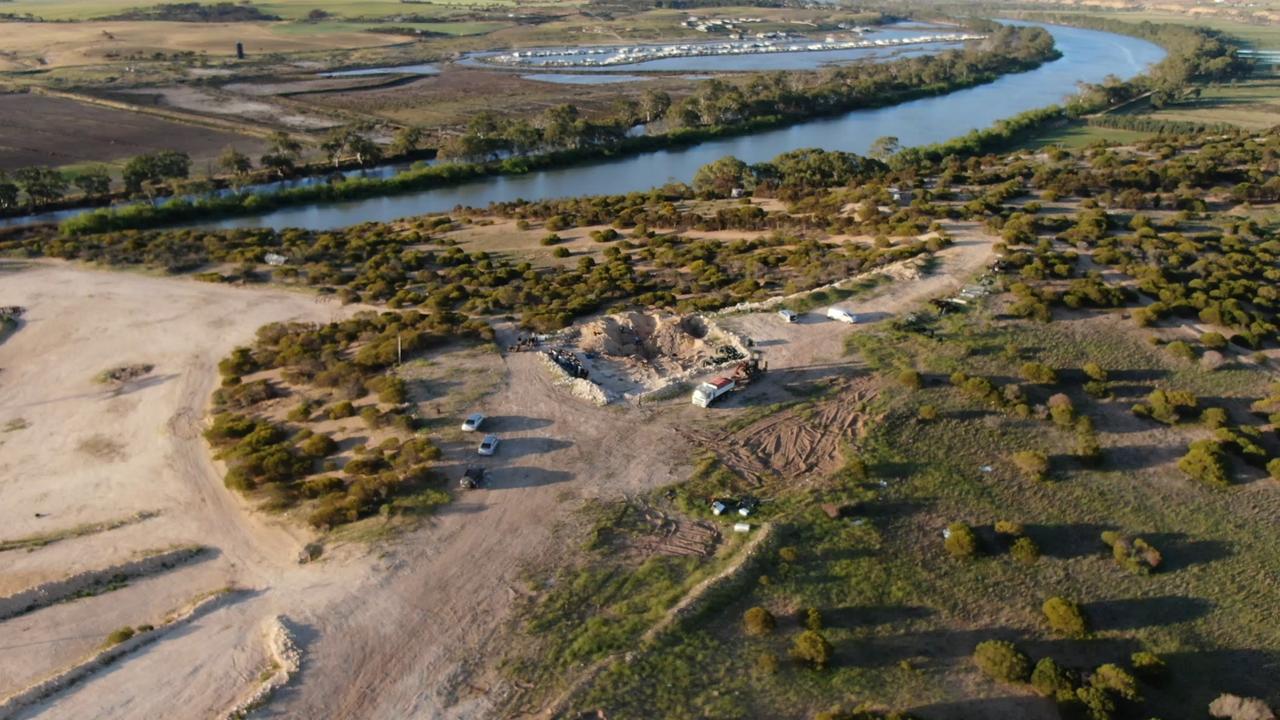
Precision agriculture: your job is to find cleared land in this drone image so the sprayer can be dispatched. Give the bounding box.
[0,20,407,70]
[0,93,266,172]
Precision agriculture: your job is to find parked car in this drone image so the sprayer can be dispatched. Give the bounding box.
[460,465,486,490]
[777,309,799,323]
[461,413,486,432]
[477,434,500,456]
[826,307,857,324]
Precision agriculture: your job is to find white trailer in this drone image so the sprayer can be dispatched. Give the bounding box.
[692,377,736,407]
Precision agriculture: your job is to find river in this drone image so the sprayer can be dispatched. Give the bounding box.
[6,22,1163,233]
[201,22,1162,231]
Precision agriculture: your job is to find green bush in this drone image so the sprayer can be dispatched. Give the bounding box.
[298,433,338,458]
[1166,340,1196,362]
[743,607,776,636]
[1090,663,1140,701]
[804,607,824,632]
[328,401,355,419]
[1011,536,1041,565]
[551,247,571,258]
[917,404,938,422]
[1130,651,1167,684]
[1200,331,1227,350]
[1048,393,1075,427]
[1202,407,1229,429]
[1268,458,1280,482]
[1177,440,1230,486]
[944,522,979,559]
[1042,596,1088,638]
[104,627,137,647]
[1082,362,1108,382]
[898,369,923,389]
[1020,361,1058,384]
[1031,657,1074,696]
[973,640,1031,683]
[1073,685,1116,720]
[1011,450,1050,482]
[790,630,833,669]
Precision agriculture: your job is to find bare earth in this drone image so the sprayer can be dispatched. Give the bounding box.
[0,222,995,719]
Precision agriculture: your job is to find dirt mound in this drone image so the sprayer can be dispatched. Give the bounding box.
[580,312,712,366]
[570,311,748,398]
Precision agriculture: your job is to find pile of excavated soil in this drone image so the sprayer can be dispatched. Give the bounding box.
[579,312,713,368]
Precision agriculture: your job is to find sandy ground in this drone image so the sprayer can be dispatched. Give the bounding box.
[717,221,996,377]
[0,220,995,718]
[117,87,342,131]
[0,262,696,719]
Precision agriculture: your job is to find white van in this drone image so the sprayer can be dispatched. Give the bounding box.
[826,307,857,324]
[777,309,798,323]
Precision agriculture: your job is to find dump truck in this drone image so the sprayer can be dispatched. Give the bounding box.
[692,377,735,407]
[692,354,766,407]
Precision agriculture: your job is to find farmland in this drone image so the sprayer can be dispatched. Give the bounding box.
[0,92,266,172]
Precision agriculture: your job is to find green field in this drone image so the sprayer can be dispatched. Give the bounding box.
[1018,122,1154,150]
[1042,9,1280,50]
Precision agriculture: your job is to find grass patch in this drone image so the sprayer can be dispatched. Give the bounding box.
[0,511,159,553]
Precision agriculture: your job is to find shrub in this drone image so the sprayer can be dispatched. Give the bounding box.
[551,247,571,258]
[104,626,136,646]
[1012,450,1050,482]
[917,404,938,422]
[1048,393,1075,427]
[898,369,922,389]
[298,433,337,458]
[376,376,408,404]
[1091,663,1140,701]
[1102,533,1162,574]
[1130,651,1167,684]
[328,401,355,419]
[301,475,345,498]
[1074,685,1116,720]
[972,640,1031,683]
[1011,536,1041,565]
[1134,388,1198,425]
[1021,361,1058,384]
[1084,380,1111,399]
[1200,331,1227,350]
[804,607,823,632]
[744,607,776,636]
[790,630,833,669]
[1030,657,1074,696]
[1178,440,1230,487]
[754,650,780,675]
[359,405,382,430]
[994,520,1024,537]
[944,522,979,559]
[1167,340,1196,362]
[1042,596,1088,637]
[1269,458,1280,482]
[1202,407,1229,429]
[287,400,314,422]
[540,233,562,246]
[1082,362,1108,382]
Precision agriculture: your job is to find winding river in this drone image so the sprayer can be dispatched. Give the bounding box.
[4,22,1163,232]
[207,22,1162,231]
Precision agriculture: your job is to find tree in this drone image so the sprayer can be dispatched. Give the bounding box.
[1178,440,1230,486]
[122,150,190,195]
[72,166,111,198]
[692,156,753,197]
[1042,596,1088,637]
[640,88,671,123]
[12,166,68,206]
[973,640,1031,683]
[790,630,833,669]
[262,131,302,177]
[390,125,423,156]
[0,175,17,210]
[869,135,900,161]
[218,146,253,181]
[743,607,775,636]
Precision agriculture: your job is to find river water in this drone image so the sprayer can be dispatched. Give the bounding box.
[5,22,1163,232]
